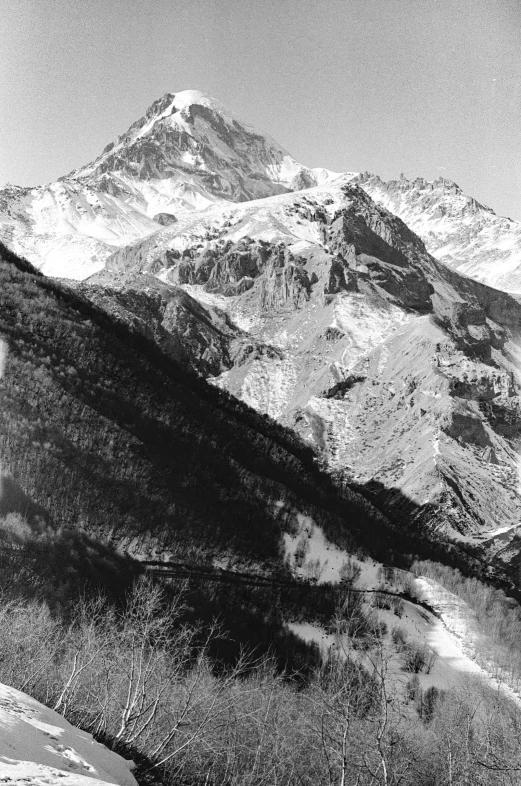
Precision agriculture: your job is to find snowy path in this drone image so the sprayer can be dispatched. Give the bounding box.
[0,682,136,786]
[412,576,521,707]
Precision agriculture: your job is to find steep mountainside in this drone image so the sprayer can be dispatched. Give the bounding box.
[90,178,521,565]
[0,242,396,572]
[0,91,338,280]
[358,172,521,293]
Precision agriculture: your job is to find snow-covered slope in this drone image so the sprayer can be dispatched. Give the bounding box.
[283,523,521,706]
[0,181,159,279]
[0,90,340,279]
[358,173,521,294]
[0,681,136,786]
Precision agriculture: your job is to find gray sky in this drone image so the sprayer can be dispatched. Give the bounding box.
[1,0,520,219]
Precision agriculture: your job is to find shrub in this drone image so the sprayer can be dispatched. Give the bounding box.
[406,674,421,701]
[372,590,392,610]
[421,686,443,723]
[391,597,405,617]
[392,626,408,652]
[294,535,309,567]
[339,558,362,586]
[402,643,436,674]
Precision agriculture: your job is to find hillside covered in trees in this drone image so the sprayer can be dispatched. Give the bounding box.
[0,242,382,564]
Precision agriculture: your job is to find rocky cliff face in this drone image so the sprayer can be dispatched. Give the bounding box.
[76,271,248,377]
[358,173,521,294]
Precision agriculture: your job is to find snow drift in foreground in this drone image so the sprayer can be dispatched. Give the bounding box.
[0,681,137,786]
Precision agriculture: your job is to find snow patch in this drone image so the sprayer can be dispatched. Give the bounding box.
[241,351,297,419]
[283,518,351,583]
[412,576,521,707]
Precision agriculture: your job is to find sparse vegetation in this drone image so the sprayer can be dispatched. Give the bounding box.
[294,534,310,567]
[1,576,521,785]
[339,557,362,586]
[391,626,408,651]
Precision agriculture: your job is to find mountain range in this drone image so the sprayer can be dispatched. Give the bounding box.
[2,89,521,581]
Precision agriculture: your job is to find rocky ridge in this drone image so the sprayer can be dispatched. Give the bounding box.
[83,177,521,563]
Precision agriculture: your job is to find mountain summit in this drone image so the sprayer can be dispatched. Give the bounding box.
[0,90,339,279]
[2,89,520,291]
[74,89,336,198]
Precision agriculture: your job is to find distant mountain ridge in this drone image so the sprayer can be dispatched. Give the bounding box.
[358,172,521,294]
[1,89,520,291]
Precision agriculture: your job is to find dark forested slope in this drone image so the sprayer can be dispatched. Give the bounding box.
[0,242,391,570]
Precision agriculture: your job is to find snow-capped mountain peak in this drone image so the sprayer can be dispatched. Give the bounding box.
[73,88,337,193]
[74,89,258,178]
[3,89,521,291]
[0,89,341,279]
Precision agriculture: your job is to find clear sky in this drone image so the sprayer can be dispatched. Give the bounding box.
[1,0,520,219]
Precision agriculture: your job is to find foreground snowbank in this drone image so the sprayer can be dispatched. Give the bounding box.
[0,681,137,786]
